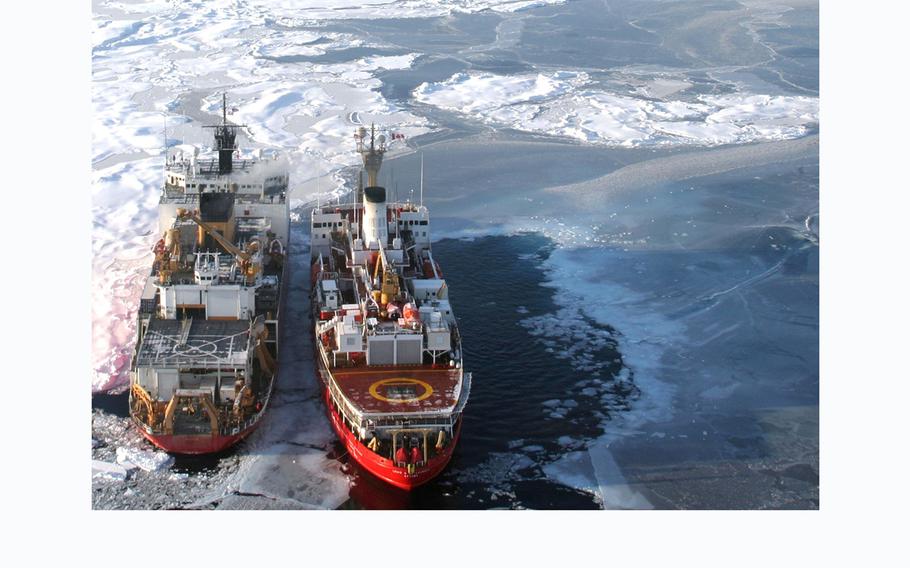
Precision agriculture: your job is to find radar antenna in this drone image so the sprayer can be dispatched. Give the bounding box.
[355,123,386,188]
[203,93,247,175]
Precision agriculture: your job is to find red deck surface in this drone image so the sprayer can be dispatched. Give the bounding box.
[331,366,461,414]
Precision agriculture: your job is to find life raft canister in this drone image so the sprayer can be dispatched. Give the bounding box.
[403,302,419,322]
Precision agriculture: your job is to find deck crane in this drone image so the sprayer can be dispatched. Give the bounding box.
[371,242,401,316]
[175,207,262,285]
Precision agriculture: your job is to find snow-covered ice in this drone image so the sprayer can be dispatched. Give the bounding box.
[92,460,129,482]
[116,447,174,473]
[415,71,818,147]
[241,0,566,21]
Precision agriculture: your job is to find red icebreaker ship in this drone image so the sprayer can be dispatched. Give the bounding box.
[310,126,470,490]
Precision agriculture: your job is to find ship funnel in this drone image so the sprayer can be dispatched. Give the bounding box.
[362,186,388,249]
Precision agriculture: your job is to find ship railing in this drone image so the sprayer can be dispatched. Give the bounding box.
[329,378,362,424]
[222,413,258,436]
[368,326,422,336]
[367,415,457,429]
[161,192,199,203]
[221,375,275,436]
[136,359,248,370]
[319,352,366,430]
[161,189,285,205]
[453,372,472,415]
[194,158,259,175]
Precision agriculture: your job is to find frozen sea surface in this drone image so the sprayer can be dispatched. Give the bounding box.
[92,0,818,509]
[415,71,817,146]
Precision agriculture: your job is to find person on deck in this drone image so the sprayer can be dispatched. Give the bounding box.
[410,445,421,465]
[395,445,408,465]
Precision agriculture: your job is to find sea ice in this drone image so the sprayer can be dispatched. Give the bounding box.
[116,447,175,473]
[415,71,818,147]
[92,460,128,482]
[542,445,651,509]
[242,0,566,21]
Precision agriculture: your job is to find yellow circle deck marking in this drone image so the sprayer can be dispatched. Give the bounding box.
[368,378,434,404]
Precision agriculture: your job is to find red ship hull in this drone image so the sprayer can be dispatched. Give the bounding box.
[136,421,261,455]
[321,384,461,491]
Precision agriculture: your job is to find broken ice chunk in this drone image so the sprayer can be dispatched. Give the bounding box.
[92,460,128,481]
[116,447,174,472]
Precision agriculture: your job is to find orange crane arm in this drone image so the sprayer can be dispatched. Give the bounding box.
[176,208,250,260]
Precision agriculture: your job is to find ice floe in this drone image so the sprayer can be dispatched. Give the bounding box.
[415,71,818,147]
[542,445,651,509]
[455,451,537,505]
[116,447,174,473]
[92,460,129,482]
[241,0,566,21]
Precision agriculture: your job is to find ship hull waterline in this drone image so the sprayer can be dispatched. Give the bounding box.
[136,421,259,455]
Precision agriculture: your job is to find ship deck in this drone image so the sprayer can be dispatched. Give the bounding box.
[136,319,250,369]
[330,366,462,415]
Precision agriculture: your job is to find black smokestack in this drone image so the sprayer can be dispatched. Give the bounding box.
[214,125,236,175]
[204,93,245,176]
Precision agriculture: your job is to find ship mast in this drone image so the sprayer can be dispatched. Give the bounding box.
[356,124,386,189]
[203,93,246,176]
